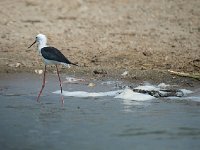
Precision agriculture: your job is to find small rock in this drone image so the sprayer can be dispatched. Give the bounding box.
[165,64,171,69]
[121,71,129,76]
[15,63,21,68]
[35,69,43,74]
[88,83,95,87]
[171,45,176,48]
[143,51,152,56]
[93,69,107,75]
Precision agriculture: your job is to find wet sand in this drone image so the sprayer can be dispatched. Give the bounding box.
[0,73,200,150]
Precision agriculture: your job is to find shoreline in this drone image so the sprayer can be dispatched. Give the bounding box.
[0,65,199,88]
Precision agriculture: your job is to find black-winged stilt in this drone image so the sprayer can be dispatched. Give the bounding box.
[28,33,78,104]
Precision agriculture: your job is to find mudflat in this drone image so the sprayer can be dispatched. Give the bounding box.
[0,0,199,80]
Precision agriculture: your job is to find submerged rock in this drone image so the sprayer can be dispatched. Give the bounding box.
[129,83,192,98]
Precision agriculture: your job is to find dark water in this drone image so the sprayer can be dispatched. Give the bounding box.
[0,73,200,150]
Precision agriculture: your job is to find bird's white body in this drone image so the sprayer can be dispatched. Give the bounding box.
[43,59,59,65]
[43,59,70,67]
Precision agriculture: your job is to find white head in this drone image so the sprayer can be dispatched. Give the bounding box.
[28,33,47,49]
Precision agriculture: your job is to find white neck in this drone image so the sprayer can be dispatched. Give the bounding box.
[37,41,47,53]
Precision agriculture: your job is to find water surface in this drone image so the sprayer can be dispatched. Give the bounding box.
[0,73,200,150]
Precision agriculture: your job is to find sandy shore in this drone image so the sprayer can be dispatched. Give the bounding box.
[0,0,199,80]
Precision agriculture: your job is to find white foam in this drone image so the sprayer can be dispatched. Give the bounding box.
[64,76,85,83]
[53,88,154,101]
[53,90,123,98]
[114,88,155,101]
[180,89,193,96]
[101,81,122,85]
[53,88,155,101]
[53,82,197,101]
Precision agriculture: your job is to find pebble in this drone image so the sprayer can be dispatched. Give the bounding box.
[8,62,21,68]
[34,69,43,74]
[121,71,128,76]
[88,83,95,87]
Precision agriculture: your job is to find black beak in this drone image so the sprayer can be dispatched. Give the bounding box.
[28,40,36,48]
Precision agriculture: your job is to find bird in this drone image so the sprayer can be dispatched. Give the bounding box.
[28,33,78,104]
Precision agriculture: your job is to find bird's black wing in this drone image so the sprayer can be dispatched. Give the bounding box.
[41,47,76,65]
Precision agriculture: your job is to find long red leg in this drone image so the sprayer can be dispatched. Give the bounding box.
[37,65,47,102]
[56,65,64,104]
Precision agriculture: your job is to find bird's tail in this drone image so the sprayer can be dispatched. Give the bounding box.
[61,62,79,68]
[70,62,79,67]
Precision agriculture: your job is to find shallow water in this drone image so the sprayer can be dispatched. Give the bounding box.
[0,73,200,150]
